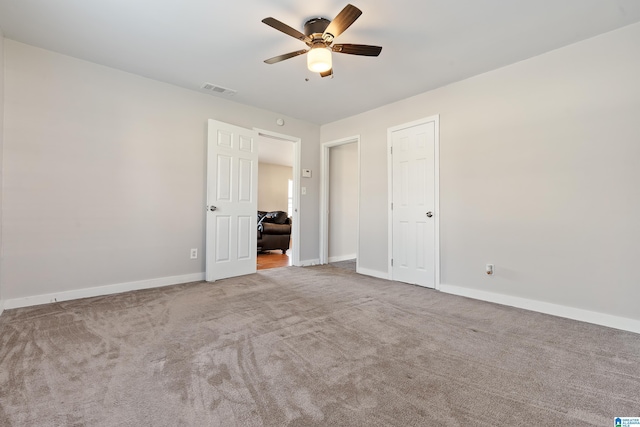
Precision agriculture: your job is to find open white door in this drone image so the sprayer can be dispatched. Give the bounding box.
[206,120,258,281]
[389,116,439,288]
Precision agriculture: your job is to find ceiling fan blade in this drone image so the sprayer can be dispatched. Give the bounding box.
[262,17,311,43]
[332,44,382,56]
[264,49,308,64]
[320,69,333,78]
[323,4,362,39]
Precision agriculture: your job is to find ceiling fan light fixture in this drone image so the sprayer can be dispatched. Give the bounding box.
[307,46,332,73]
[263,4,381,76]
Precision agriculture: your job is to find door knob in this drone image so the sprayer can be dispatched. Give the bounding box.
[426,211,433,218]
[209,206,217,212]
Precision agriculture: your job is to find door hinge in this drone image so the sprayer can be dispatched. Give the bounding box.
[391,202,393,210]
[390,146,393,155]
[391,259,394,266]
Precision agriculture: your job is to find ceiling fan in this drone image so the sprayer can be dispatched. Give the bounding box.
[262,4,382,78]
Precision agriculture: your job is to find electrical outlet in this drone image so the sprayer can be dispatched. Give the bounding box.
[486,264,494,275]
[190,248,198,259]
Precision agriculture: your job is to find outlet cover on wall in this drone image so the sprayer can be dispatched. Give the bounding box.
[190,248,198,259]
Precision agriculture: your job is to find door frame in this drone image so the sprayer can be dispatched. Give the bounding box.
[387,115,440,289]
[319,135,360,268]
[254,128,301,267]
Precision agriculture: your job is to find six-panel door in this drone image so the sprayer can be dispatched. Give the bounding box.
[206,120,258,281]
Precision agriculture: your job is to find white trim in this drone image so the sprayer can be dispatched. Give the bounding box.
[254,128,302,267]
[356,267,389,280]
[439,284,640,334]
[433,117,441,290]
[0,300,4,317]
[387,115,441,289]
[298,258,321,267]
[3,273,205,310]
[387,132,393,280]
[328,253,357,263]
[319,135,360,268]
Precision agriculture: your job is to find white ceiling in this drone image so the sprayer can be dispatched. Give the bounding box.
[1,1,640,125]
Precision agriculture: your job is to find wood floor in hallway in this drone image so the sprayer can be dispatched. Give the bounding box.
[257,250,291,270]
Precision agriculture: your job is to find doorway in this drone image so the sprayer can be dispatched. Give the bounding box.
[320,136,360,271]
[255,129,301,270]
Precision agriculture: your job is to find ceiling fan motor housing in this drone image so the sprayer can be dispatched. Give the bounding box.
[304,17,331,39]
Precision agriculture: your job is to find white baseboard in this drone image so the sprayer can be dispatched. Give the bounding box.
[439,283,640,335]
[3,273,206,310]
[356,267,389,280]
[328,254,357,263]
[0,299,4,318]
[298,258,321,267]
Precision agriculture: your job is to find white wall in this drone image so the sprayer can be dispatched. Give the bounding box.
[321,23,640,322]
[258,162,292,213]
[2,40,321,302]
[328,142,357,261]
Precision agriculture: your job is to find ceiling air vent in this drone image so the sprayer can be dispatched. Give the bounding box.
[200,82,237,96]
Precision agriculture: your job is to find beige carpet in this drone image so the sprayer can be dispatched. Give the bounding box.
[1,265,639,426]
[329,259,357,272]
